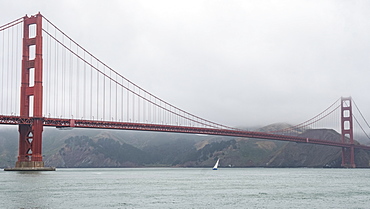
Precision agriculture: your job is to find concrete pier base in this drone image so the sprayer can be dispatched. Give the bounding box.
[4,161,56,171]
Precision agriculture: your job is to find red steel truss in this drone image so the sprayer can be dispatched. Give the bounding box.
[1,115,370,152]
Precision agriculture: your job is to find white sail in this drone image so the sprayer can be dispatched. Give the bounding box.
[212,159,219,170]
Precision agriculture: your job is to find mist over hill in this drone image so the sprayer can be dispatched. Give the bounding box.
[1,123,370,168]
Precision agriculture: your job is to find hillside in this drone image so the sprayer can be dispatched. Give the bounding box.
[265,129,370,168]
[1,124,370,168]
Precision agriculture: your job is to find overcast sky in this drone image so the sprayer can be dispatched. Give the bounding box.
[1,0,370,127]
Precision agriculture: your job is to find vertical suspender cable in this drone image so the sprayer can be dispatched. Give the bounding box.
[83,50,86,118]
[143,92,146,123]
[6,28,9,114]
[48,23,52,117]
[121,77,123,121]
[45,23,48,116]
[103,65,105,120]
[10,26,13,115]
[127,82,129,122]
[96,61,99,119]
[61,35,65,117]
[114,72,117,121]
[90,56,93,119]
[43,24,46,116]
[54,26,57,117]
[16,24,20,114]
[132,85,135,122]
[109,68,112,120]
[108,67,111,120]
[1,29,3,113]
[69,39,72,118]
[76,46,79,118]
[64,35,67,117]
[138,89,140,122]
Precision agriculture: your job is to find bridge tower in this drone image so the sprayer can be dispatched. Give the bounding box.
[341,97,356,168]
[6,13,54,171]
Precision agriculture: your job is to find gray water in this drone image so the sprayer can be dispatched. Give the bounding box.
[0,168,369,209]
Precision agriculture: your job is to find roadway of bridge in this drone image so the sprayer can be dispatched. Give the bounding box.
[1,115,370,150]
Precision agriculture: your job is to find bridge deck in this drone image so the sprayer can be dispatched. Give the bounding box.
[2,115,370,150]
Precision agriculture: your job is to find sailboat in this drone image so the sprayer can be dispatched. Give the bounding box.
[212,159,220,170]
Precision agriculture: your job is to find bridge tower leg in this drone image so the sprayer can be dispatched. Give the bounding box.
[5,13,54,171]
[341,97,356,168]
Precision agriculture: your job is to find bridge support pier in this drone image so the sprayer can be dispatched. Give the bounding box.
[341,146,355,168]
[5,13,54,171]
[341,97,356,168]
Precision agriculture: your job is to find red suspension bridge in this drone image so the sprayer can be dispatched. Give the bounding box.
[1,13,370,170]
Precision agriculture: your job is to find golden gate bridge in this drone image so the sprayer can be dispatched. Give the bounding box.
[1,13,370,170]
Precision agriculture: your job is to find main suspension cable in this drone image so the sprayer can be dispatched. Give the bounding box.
[42,17,235,130]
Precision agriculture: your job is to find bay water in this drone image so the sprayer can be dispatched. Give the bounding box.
[1,168,369,208]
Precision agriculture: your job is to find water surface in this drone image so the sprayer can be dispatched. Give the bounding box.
[1,168,369,208]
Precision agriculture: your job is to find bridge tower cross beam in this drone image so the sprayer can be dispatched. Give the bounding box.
[15,13,45,169]
[340,97,356,168]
